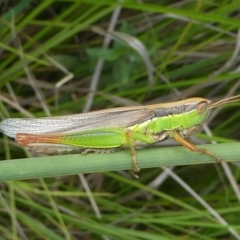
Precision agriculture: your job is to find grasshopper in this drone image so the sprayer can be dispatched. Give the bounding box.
[1,95,240,173]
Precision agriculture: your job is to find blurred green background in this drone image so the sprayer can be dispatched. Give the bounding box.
[1,1,240,239]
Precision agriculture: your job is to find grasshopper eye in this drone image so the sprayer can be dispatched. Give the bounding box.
[197,101,208,114]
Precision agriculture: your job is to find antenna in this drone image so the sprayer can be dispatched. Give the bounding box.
[209,95,240,109]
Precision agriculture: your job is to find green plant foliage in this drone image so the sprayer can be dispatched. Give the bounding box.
[0,1,240,239]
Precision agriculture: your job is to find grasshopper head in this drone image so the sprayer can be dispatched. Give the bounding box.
[175,98,212,138]
[182,95,240,137]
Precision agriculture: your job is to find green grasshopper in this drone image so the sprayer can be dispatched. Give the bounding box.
[0,95,240,173]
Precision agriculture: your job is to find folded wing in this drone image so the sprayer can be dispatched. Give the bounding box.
[0,106,155,138]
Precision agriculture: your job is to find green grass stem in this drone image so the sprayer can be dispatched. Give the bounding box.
[0,142,239,181]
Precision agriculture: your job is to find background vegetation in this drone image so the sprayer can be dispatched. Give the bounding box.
[1,0,240,239]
